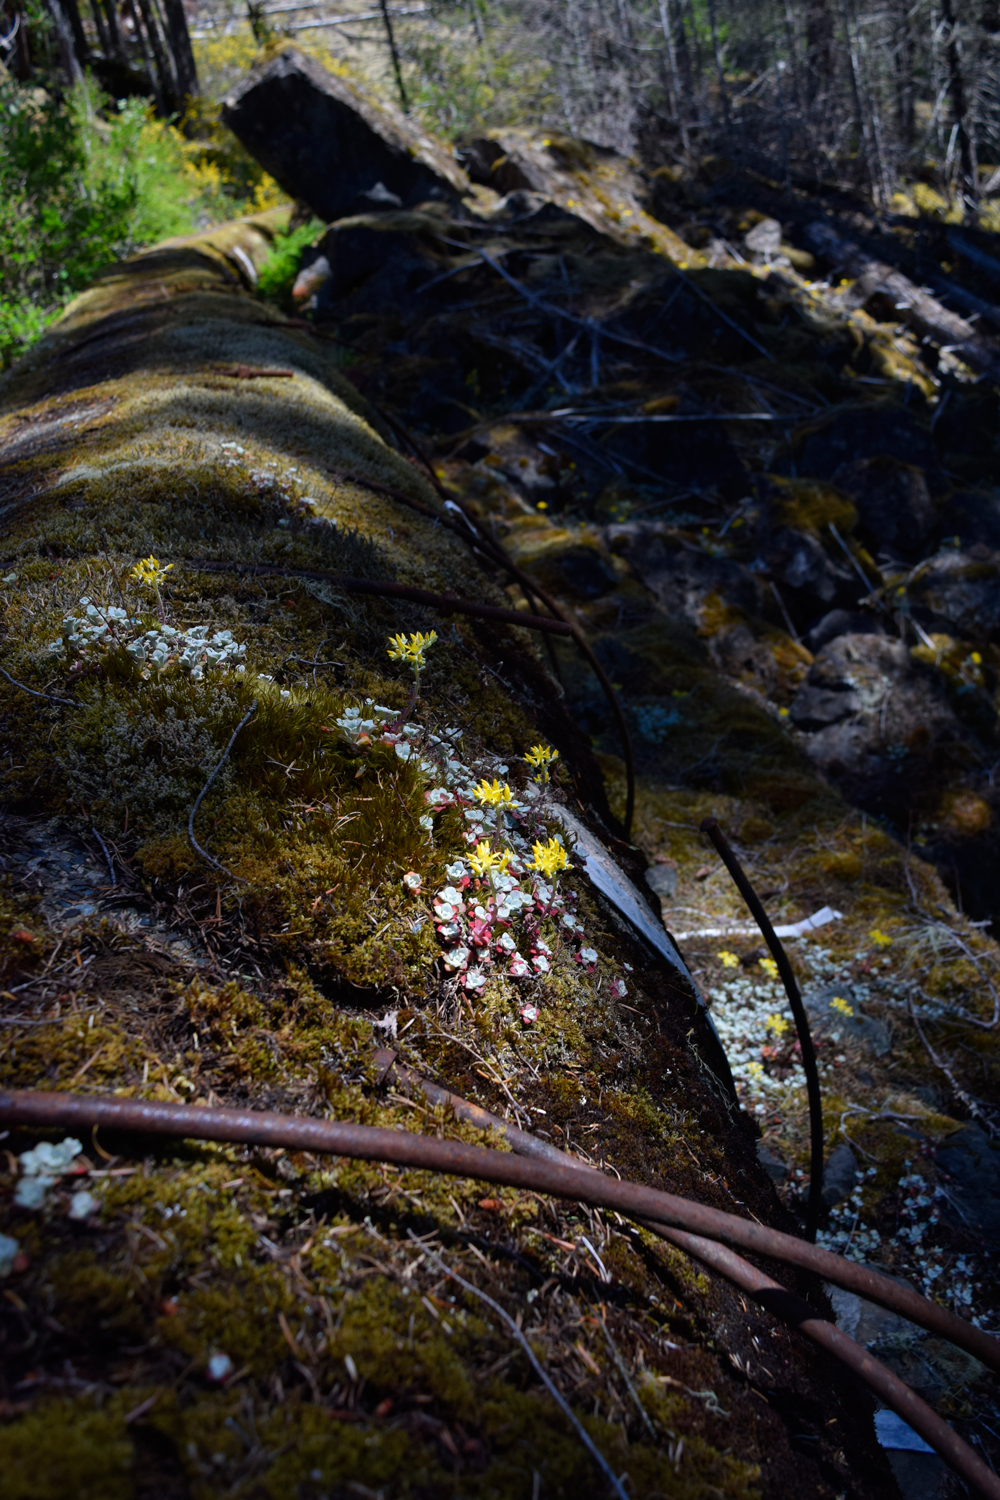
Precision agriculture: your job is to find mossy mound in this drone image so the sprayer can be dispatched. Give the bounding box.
[0,216,900,1499]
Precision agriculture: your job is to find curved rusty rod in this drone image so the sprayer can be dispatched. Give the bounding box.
[374,1051,1000,1500]
[186,560,571,635]
[2,1086,997,1381]
[701,816,825,1242]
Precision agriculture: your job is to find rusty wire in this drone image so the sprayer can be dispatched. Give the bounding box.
[700,816,825,1240]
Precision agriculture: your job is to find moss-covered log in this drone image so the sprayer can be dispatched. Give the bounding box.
[0,217,897,1499]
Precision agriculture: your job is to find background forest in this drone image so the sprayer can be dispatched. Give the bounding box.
[1,0,999,368]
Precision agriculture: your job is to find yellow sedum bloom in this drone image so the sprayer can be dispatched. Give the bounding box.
[468,841,512,877]
[830,995,855,1017]
[473,778,515,809]
[718,950,739,968]
[386,630,438,674]
[759,956,779,979]
[869,928,892,948]
[765,1012,790,1036]
[746,1060,765,1082]
[130,556,173,590]
[530,837,570,878]
[525,743,559,784]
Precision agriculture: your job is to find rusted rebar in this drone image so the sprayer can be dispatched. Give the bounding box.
[376,1049,1000,1500]
[187,560,572,635]
[3,1086,997,1378]
[700,816,825,1240]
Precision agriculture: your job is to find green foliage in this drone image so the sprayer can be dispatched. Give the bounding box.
[256,217,325,311]
[0,77,197,368]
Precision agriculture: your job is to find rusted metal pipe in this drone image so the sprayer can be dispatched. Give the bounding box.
[376,1051,1000,1500]
[655,1226,1000,1500]
[3,1086,996,1382]
[700,816,825,1240]
[187,560,572,635]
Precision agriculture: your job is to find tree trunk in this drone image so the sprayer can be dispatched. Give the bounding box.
[159,0,198,100]
[43,0,84,83]
[803,217,1000,378]
[938,0,977,208]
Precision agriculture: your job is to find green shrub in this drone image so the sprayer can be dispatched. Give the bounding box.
[0,74,277,370]
[256,217,324,311]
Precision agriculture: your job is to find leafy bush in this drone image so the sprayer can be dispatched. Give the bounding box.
[0,71,286,371]
[256,218,324,311]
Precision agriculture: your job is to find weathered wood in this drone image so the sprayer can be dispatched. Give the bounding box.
[803,218,1000,382]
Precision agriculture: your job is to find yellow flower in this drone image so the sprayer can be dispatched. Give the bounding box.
[468,841,512,877]
[746,1060,765,1082]
[473,778,515,809]
[971,652,982,665]
[130,556,173,590]
[869,928,892,949]
[759,956,779,979]
[386,630,438,674]
[718,950,739,968]
[830,995,855,1017]
[524,743,559,784]
[530,837,570,878]
[765,1012,790,1036]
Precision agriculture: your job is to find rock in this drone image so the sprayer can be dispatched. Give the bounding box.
[908,547,1000,640]
[756,1142,788,1182]
[935,1124,1000,1241]
[947,489,1000,549]
[804,981,892,1056]
[743,218,783,263]
[456,128,699,263]
[763,527,855,612]
[645,863,678,899]
[831,456,937,558]
[828,1282,985,1409]
[789,684,861,730]
[616,527,759,622]
[309,210,446,311]
[804,608,885,653]
[791,633,971,828]
[792,404,943,491]
[221,48,468,223]
[822,1141,858,1206]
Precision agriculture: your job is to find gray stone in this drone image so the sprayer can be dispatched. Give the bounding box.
[222,48,467,224]
[935,1124,1000,1241]
[832,455,937,557]
[822,1141,858,1206]
[756,1143,788,1182]
[804,982,892,1056]
[645,864,678,899]
[743,218,783,262]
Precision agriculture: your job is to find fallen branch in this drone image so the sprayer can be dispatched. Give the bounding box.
[187,702,258,876]
[0,665,75,708]
[803,219,1000,381]
[413,1235,629,1499]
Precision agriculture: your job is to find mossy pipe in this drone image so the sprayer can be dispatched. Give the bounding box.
[700,816,825,1240]
[3,1086,998,1378]
[374,1050,1000,1500]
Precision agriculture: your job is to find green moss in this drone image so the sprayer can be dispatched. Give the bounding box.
[0,1397,134,1500]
